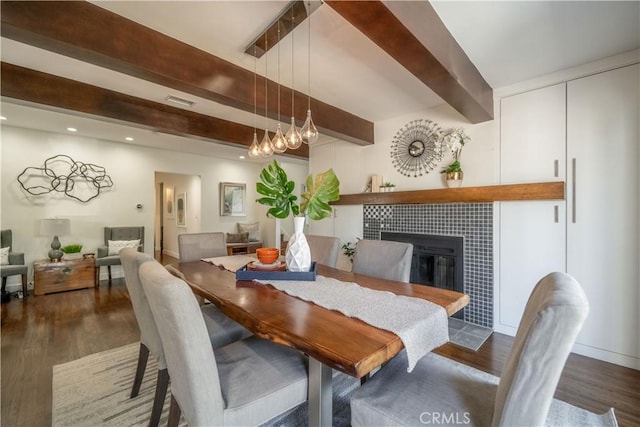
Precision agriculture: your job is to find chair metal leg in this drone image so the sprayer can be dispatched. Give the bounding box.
[168,394,181,427]
[149,369,169,427]
[21,274,27,298]
[131,343,149,398]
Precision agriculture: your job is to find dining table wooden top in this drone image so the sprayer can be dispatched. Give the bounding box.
[173,260,470,379]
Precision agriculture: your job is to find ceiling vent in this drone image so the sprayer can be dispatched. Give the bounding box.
[165,95,195,107]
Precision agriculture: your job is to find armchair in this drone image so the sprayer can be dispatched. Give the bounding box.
[95,226,144,285]
[1,229,28,301]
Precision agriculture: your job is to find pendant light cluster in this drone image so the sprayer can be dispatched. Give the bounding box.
[248,2,317,158]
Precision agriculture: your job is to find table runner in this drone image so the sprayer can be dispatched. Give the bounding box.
[202,255,256,273]
[256,275,449,373]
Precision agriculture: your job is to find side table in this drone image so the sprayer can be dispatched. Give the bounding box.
[226,242,263,256]
[34,257,96,296]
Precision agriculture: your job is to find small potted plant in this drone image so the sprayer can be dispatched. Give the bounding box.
[341,239,359,263]
[61,244,83,260]
[380,182,396,192]
[440,128,471,188]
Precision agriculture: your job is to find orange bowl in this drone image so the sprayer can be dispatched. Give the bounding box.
[256,247,279,264]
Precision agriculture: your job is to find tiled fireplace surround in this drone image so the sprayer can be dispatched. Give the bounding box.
[362,203,493,328]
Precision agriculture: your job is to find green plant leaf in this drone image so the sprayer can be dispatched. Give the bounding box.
[440,160,463,174]
[61,244,82,253]
[256,160,298,219]
[300,169,340,220]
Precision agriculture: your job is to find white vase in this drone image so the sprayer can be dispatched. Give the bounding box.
[286,216,312,272]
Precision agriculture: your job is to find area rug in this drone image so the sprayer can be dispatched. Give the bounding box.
[53,343,617,427]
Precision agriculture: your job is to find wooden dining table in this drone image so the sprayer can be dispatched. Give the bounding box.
[173,260,469,427]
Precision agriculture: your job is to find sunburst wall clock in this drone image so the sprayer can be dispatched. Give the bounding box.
[390,119,443,177]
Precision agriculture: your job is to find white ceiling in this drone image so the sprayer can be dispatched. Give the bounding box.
[1,1,638,159]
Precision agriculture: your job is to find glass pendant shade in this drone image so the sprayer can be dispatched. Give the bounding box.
[248,131,261,158]
[259,130,274,156]
[301,109,319,144]
[285,117,303,149]
[272,123,287,153]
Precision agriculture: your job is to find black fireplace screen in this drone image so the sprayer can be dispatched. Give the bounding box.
[381,232,464,317]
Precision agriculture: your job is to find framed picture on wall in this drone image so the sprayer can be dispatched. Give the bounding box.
[176,192,187,227]
[220,182,246,216]
[165,185,175,219]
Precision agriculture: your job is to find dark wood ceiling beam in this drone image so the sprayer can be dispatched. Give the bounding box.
[0,63,310,159]
[0,1,373,146]
[325,1,494,123]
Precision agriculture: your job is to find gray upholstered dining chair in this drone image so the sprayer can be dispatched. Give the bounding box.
[351,239,414,282]
[350,272,589,427]
[138,259,308,427]
[306,234,340,268]
[0,229,28,300]
[177,232,227,262]
[95,226,144,284]
[121,248,251,427]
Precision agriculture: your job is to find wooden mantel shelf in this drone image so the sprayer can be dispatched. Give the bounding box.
[331,182,565,205]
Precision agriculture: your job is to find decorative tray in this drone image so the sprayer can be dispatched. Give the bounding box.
[236,262,317,281]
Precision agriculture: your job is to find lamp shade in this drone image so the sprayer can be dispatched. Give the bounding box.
[40,218,71,236]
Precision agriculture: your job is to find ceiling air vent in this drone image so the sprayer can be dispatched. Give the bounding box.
[165,95,195,107]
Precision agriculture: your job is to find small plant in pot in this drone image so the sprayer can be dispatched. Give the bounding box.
[380,182,396,192]
[440,128,470,188]
[257,160,340,272]
[61,244,83,259]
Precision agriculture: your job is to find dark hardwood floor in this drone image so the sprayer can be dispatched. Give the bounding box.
[2,255,639,426]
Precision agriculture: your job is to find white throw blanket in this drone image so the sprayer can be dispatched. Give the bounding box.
[256,275,449,372]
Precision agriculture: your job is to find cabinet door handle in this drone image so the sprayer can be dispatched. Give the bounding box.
[554,205,559,223]
[554,160,559,178]
[572,158,577,223]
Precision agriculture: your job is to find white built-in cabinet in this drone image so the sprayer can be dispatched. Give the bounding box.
[499,83,567,329]
[498,64,639,369]
[566,64,639,367]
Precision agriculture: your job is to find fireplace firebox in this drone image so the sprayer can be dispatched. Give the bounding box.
[381,232,464,318]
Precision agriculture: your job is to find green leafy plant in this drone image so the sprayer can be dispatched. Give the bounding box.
[441,160,463,174]
[61,244,82,254]
[341,239,359,263]
[257,160,340,220]
[382,182,395,187]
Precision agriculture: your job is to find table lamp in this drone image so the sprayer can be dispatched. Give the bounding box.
[40,218,71,261]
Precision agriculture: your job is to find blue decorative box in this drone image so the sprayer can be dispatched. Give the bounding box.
[236,262,317,281]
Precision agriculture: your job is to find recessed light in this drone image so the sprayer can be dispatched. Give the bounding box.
[165,95,195,107]
[0,116,7,120]
[125,137,134,141]
[67,127,77,132]
[239,155,245,160]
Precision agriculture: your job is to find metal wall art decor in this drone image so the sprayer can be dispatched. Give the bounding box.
[390,119,444,177]
[17,154,113,202]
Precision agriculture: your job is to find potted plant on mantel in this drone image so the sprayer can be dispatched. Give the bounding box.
[257,160,340,272]
[440,128,471,188]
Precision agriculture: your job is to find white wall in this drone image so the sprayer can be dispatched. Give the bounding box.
[309,102,499,268]
[1,126,308,287]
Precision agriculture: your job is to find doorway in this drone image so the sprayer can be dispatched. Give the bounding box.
[154,172,202,260]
